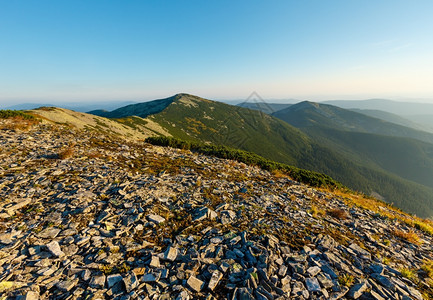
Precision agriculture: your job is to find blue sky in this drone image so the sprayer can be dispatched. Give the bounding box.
[1,0,433,105]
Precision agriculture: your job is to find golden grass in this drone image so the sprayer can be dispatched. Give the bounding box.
[58,147,75,159]
[328,208,348,220]
[322,187,433,237]
[400,268,417,281]
[422,260,433,278]
[392,229,422,245]
[310,204,326,218]
[271,169,289,178]
[0,116,40,131]
[338,274,354,287]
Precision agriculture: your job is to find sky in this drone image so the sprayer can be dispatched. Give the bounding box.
[1,0,433,106]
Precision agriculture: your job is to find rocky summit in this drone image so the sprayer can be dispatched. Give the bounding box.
[1,118,433,300]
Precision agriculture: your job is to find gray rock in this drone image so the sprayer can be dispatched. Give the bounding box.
[370,290,386,300]
[4,198,31,216]
[142,273,157,282]
[187,275,204,292]
[176,291,190,300]
[46,240,65,257]
[371,273,395,291]
[23,291,39,300]
[317,272,334,289]
[349,243,371,260]
[321,264,338,279]
[329,287,349,300]
[123,272,139,292]
[89,274,106,288]
[147,214,166,224]
[164,245,178,261]
[305,277,321,292]
[193,207,217,221]
[347,282,368,299]
[237,287,254,300]
[208,270,223,291]
[278,264,288,277]
[38,227,61,239]
[106,274,123,288]
[368,263,385,275]
[56,278,78,292]
[406,286,423,300]
[149,255,160,268]
[307,266,321,277]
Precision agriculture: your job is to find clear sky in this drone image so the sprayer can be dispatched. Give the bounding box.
[1,0,433,106]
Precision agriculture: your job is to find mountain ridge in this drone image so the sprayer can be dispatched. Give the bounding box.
[273,101,433,144]
[83,93,433,218]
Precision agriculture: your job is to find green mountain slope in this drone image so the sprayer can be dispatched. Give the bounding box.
[237,102,292,114]
[89,94,433,218]
[89,95,177,118]
[300,126,433,189]
[273,101,433,144]
[323,99,433,116]
[350,108,432,133]
[404,114,433,133]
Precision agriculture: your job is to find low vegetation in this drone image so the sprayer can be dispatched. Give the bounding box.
[328,208,348,220]
[392,229,422,245]
[400,268,417,281]
[422,260,433,278]
[145,136,344,189]
[58,147,75,159]
[0,110,36,120]
[0,110,40,130]
[310,204,326,218]
[337,274,354,287]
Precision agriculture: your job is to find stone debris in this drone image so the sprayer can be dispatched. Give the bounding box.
[147,214,166,224]
[0,120,432,299]
[45,240,65,257]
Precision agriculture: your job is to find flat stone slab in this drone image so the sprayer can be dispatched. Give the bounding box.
[147,214,166,224]
[305,277,321,292]
[187,275,204,292]
[46,241,65,257]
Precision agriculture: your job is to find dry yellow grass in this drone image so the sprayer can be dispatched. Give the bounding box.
[328,208,348,220]
[58,147,75,159]
[392,229,422,245]
[321,187,433,238]
[310,204,326,217]
[271,169,289,178]
[0,116,40,131]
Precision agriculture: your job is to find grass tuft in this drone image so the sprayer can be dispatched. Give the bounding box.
[58,147,75,159]
[392,229,422,245]
[400,268,417,281]
[338,274,354,287]
[422,260,433,278]
[145,136,344,189]
[328,208,348,220]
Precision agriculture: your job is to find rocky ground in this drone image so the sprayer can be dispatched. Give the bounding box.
[1,119,433,299]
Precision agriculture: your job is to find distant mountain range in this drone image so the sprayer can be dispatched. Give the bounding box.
[322,99,433,132]
[4,101,137,112]
[348,109,432,133]
[273,101,433,189]
[322,99,433,115]
[237,102,292,114]
[273,101,433,143]
[85,93,433,218]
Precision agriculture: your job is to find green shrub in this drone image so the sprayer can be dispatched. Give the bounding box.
[0,110,35,120]
[145,136,344,189]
